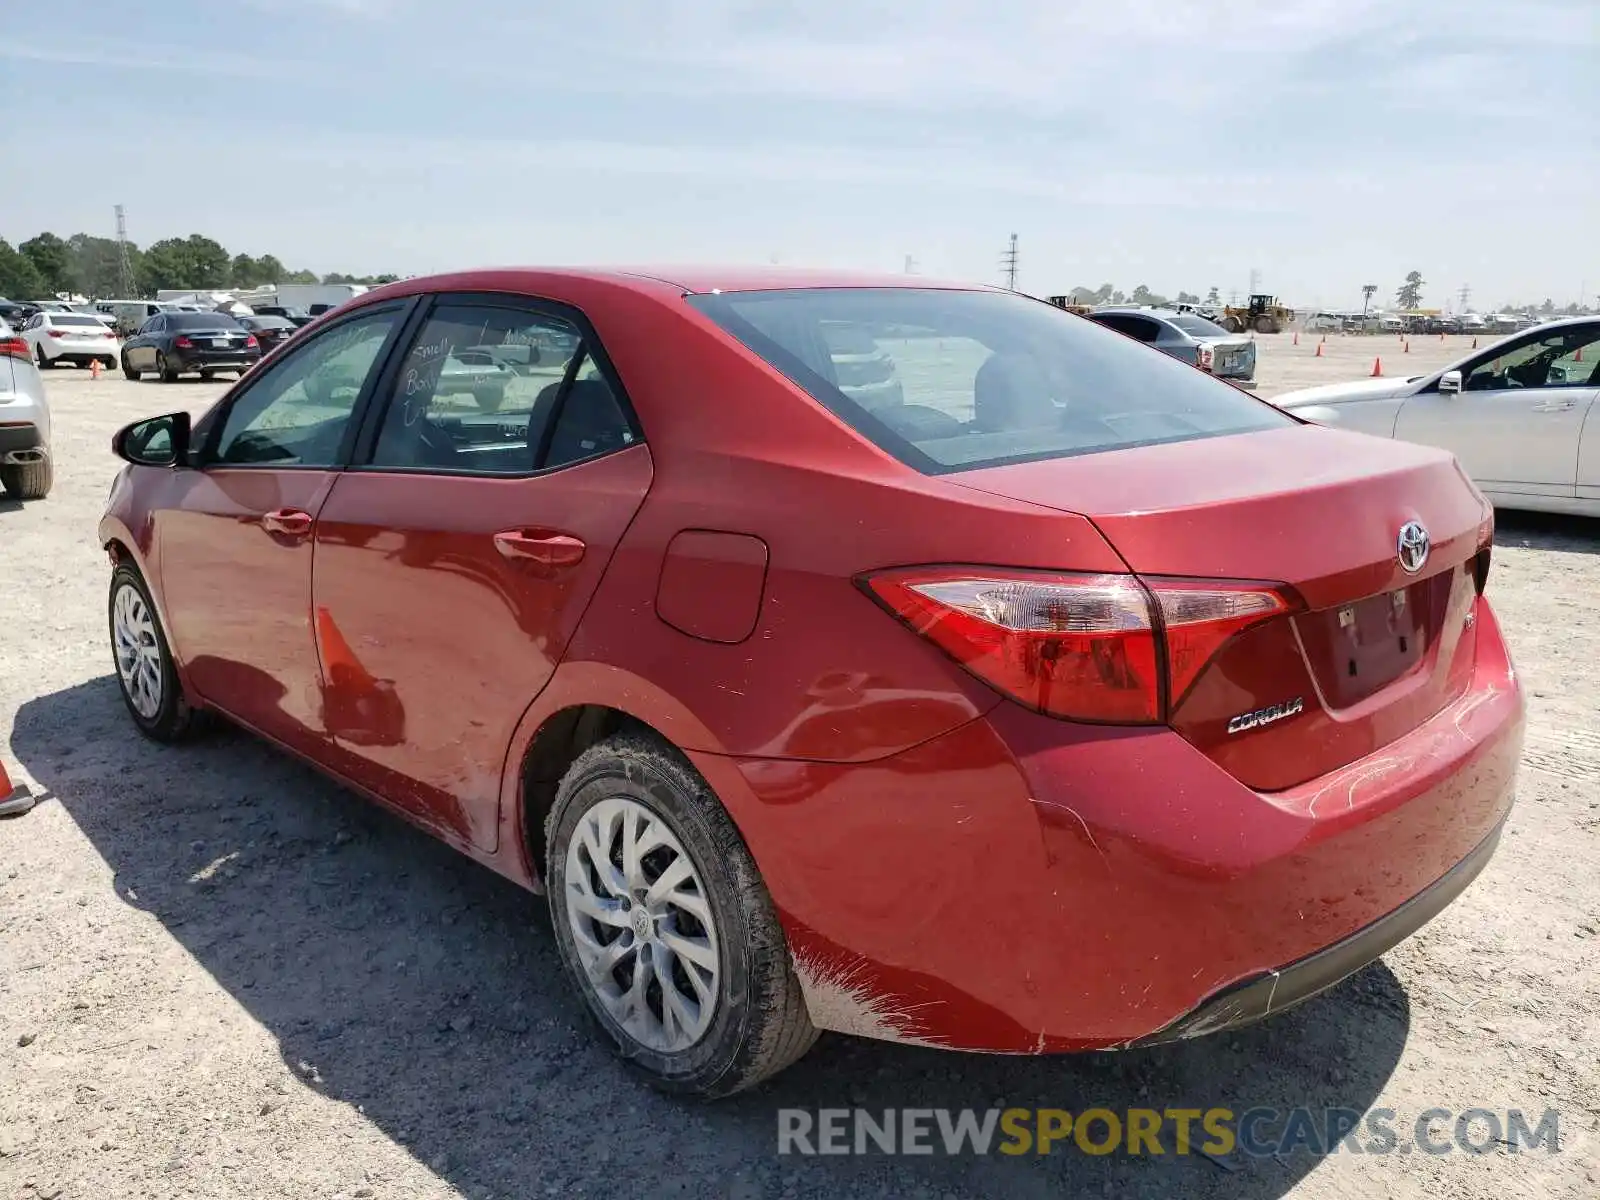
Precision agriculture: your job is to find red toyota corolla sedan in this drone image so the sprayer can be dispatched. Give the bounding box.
[100,268,1523,1096]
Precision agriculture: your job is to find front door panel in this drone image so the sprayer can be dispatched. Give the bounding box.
[158,469,339,757]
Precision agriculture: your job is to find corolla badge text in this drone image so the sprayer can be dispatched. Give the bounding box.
[1226,697,1305,735]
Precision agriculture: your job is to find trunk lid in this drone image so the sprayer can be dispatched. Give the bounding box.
[953,425,1491,790]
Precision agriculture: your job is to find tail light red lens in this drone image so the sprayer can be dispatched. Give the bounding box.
[1196,344,1215,370]
[103,331,117,339]
[863,568,1296,724]
[174,335,193,348]
[245,334,259,348]
[46,329,66,338]
[0,336,28,359]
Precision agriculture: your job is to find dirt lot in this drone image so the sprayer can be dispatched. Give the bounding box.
[2,337,1597,1200]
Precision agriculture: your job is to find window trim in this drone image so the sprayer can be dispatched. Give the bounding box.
[348,289,645,480]
[197,298,420,471]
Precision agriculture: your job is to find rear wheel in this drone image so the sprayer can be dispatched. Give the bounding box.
[158,352,179,383]
[545,731,817,1097]
[200,370,215,382]
[108,563,206,742]
[473,388,504,412]
[0,458,52,500]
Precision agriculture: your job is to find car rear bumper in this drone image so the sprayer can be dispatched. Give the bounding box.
[708,594,1522,1051]
[0,422,43,455]
[40,341,117,360]
[172,349,260,370]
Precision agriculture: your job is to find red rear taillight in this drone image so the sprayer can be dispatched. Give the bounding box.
[863,568,1296,724]
[1196,343,1215,370]
[174,335,193,348]
[103,331,117,339]
[0,336,28,359]
[245,334,259,348]
[46,329,66,338]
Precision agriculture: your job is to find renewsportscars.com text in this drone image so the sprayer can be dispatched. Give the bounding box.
[776,1107,1562,1158]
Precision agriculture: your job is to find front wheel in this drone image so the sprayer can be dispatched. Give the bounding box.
[545,731,817,1097]
[109,563,207,742]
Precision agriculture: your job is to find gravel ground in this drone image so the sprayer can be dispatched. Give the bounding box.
[2,337,1597,1200]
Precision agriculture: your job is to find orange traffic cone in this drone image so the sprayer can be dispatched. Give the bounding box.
[315,606,378,692]
[1314,341,1324,358]
[1576,345,1584,363]
[1403,340,1410,353]
[1320,334,1327,343]
[1471,337,1478,349]
[1292,330,1300,345]
[1371,357,1383,377]
[0,757,35,817]
[90,358,102,379]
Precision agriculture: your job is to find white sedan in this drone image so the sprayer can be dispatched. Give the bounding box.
[19,311,122,370]
[1274,317,1600,516]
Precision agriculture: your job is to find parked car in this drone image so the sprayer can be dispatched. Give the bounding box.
[100,268,1521,1097]
[819,323,903,410]
[250,305,314,328]
[18,310,121,369]
[91,299,183,337]
[1088,307,1257,384]
[1273,316,1600,514]
[1424,315,1462,335]
[120,312,261,382]
[234,314,299,354]
[1458,313,1488,335]
[0,299,29,326]
[0,320,53,498]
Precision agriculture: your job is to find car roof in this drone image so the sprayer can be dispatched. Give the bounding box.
[359,265,989,301]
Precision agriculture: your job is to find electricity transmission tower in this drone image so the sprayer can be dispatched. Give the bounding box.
[114,205,136,298]
[1458,283,1472,313]
[1001,234,1019,290]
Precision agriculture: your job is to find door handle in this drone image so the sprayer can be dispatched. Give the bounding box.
[1532,399,1576,412]
[261,508,314,537]
[494,529,586,568]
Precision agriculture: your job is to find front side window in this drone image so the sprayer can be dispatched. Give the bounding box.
[691,288,1292,473]
[1465,326,1600,391]
[211,308,401,467]
[370,301,634,474]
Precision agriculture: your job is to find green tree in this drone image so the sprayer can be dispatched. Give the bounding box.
[1395,270,1425,310]
[65,234,138,296]
[0,240,47,298]
[1092,282,1115,304]
[1110,289,1126,304]
[284,268,318,284]
[140,239,195,293]
[230,253,259,287]
[1176,290,1199,304]
[256,255,286,284]
[19,233,71,295]
[183,234,230,288]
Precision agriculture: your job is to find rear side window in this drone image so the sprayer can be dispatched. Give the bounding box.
[368,301,636,475]
[690,288,1291,473]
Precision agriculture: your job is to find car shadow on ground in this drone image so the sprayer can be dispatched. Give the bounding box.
[14,677,1411,1200]
[1494,508,1600,555]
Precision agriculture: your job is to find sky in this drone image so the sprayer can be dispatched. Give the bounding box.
[1,0,1595,310]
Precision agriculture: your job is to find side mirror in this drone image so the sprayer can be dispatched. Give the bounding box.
[1438,370,1463,395]
[113,411,192,467]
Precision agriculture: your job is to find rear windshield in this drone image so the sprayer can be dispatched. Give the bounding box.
[246,316,295,329]
[1168,314,1231,338]
[49,314,104,327]
[689,288,1291,473]
[169,313,242,329]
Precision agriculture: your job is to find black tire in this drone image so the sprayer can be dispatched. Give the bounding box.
[1223,315,1243,333]
[0,458,52,500]
[545,731,818,1098]
[35,343,49,368]
[108,562,208,742]
[200,370,215,382]
[158,352,179,383]
[121,354,140,381]
[102,357,117,370]
[1255,315,1276,334]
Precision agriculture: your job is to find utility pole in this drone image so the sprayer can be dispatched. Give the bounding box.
[114,204,135,299]
[1001,233,1019,291]
[1361,284,1377,316]
[903,254,918,275]
[1248,267,1262,297]
[1458,283,1472,313]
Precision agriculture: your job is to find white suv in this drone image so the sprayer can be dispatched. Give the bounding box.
[0,320,53,499]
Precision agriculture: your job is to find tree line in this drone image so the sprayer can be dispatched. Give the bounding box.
[1060,283,1208,308]
[0,230,399,301]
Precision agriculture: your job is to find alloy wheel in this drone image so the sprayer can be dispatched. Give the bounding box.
[563,796,721,1053]
[112,583,163,719]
